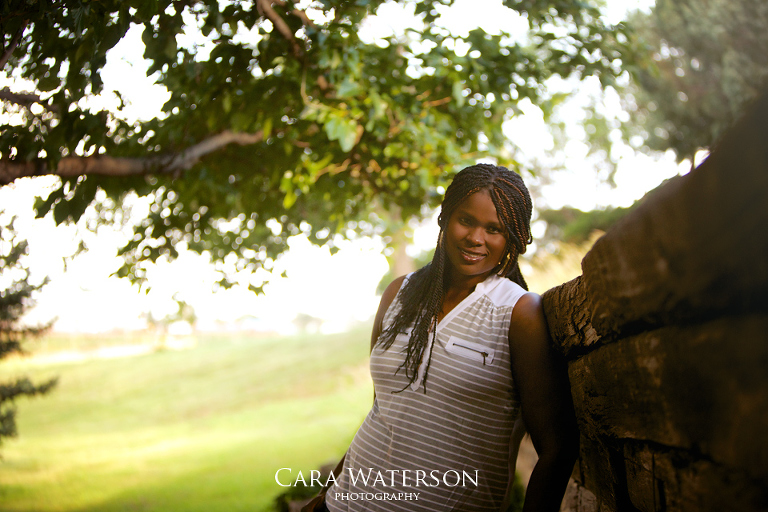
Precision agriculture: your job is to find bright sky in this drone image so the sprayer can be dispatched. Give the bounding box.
[2,0,687,335]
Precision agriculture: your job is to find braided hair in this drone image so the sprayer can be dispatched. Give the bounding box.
[377,163,534,392]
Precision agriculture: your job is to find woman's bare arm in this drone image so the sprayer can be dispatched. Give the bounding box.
[370,275,407,352]
[509,292,579,512]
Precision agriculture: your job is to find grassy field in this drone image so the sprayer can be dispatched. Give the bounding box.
[0,328,374,512]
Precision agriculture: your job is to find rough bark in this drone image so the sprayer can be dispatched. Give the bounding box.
[560,479,599,512]
[543,90,768,511]
[570,315,768,480]
[621,440,767,512]
[580,93,768,338]
[541,275,601,358]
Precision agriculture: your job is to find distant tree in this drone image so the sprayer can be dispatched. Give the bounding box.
[620,0,768,163]
[144,295,197,336]
[537,204,636,248]
[0,0,631,289]
[293,312,322,333]
[0,215,56,445]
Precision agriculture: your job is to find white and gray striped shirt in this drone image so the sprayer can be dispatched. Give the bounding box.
[326,274,527,512]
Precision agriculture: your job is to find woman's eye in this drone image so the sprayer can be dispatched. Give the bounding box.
[487,227,501,234]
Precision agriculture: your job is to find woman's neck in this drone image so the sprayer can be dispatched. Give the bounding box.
[443,266,494,297]
[437,268,494,323]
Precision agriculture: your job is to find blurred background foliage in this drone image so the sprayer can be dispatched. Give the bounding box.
[0,213,57,448]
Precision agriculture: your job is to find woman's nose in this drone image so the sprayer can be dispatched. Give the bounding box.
[467,228,483,245]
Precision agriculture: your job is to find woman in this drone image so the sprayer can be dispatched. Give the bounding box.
[304,163,578,512]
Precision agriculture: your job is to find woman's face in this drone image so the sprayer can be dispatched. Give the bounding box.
[443,189,507,282]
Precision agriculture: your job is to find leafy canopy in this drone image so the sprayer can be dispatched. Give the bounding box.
[1,0,630,289]
[586,0,768,165]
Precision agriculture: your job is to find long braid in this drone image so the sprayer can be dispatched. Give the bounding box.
[377,163,533,392]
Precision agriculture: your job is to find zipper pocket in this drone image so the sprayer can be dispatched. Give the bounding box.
[445,336,495,365]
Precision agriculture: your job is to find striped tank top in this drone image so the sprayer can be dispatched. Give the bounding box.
[326,273,527,512]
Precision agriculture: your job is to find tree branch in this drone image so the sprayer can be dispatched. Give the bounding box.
[288,8,316,29]
[0,130,264,186]
[262,1,326,91]
[0,20,27,71]
[271,0,317,28]
[0,87,60,113]
[423,97,451,108]
[256,0,303,57]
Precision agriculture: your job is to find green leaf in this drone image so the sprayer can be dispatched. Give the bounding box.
[283,190,297,209]
[452,81,465,107]
[325,115,359,152]
[52,200,70,225]
[37,73,61,92]
[164,36,177,60]
[369,92,387,119]
[262,117,273,138]
[336,77,362,98]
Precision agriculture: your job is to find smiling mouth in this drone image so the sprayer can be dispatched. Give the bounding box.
[459,248,486,262]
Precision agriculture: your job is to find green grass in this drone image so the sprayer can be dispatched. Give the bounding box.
[0,329,374,512]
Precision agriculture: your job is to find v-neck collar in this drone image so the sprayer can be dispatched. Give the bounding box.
[436,273,504,332]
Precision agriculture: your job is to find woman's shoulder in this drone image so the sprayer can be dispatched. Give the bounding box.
[380,275,408,309]
[508,291,547,340]
[511,291,543,315]
[370,275,409,350]
[483,275,530,308]
[379,274,410,316]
